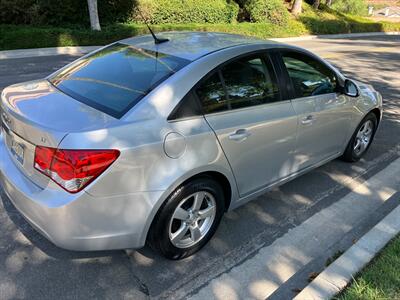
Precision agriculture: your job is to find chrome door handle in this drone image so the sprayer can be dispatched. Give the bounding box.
[301,115,315,125]
[229,129,251,141]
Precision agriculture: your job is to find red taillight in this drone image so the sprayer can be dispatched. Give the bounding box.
[34,146,120,193]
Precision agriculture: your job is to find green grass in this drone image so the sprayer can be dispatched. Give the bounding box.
[1,4,400,51]
[338,235,400,300]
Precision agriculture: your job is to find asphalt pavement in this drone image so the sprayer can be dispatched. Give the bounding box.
[0,35,399,300]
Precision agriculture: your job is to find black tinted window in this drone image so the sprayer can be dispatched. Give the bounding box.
[49,43,190,118]
[222,57,280,110]
[196,55,280,114]
[168,91,202,120]
[196,73,227,114]
[282,52,337,98]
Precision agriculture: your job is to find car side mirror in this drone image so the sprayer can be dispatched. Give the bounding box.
[344,79,359,97]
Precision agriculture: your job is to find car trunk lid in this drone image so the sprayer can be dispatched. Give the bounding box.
[1,79,118,188]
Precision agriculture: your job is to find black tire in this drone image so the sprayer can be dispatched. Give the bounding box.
[342,112,377,162]
[147,177,225,260]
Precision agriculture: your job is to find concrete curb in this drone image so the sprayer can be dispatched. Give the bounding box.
[0,46,100,60]
[294,194,400,300]
[0,31,399,60]
[270,31,400,42]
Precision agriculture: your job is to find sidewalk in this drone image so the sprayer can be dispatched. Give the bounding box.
[295,193,400,299]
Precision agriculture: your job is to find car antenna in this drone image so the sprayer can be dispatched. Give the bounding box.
[137,9,169,44]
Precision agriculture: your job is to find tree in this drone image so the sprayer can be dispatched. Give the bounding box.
[291,0,303,15]
[87,0,101,31]
[313,0,321,9]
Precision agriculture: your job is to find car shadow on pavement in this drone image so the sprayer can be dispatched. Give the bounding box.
[0,189,150,299]
[0,190,119,260]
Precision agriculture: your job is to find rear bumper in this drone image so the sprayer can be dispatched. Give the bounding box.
[0,133,163,251]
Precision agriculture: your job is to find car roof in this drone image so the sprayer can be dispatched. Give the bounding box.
[120,31,281,61]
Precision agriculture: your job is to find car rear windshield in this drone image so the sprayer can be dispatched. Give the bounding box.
[49,43,190,118]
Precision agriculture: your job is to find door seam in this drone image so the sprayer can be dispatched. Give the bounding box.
[202,115,241,196]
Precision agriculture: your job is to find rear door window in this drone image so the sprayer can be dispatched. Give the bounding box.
[221,56,280,109]
[49,43,190,118]
[196,54,280,114]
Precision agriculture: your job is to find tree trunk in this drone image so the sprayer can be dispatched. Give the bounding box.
[326,0,332,6]
[313,0,321,9]
[291,0,303,16]
[87,0,101,31]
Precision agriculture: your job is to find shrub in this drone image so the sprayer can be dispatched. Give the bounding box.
[0,0,85,26]
[331,0,368,16]
[0,0,134,26]
[244,0,290,25]
[131,0,239,24]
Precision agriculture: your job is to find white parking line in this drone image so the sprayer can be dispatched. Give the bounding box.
[187,158,400,300]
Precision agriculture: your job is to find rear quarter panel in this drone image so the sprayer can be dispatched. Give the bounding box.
[59,115,237,215]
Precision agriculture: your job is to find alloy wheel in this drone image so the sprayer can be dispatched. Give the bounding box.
[353,120,374,155]
[168,191,217,249]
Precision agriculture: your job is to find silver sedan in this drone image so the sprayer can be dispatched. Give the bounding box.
[0,32,382,259]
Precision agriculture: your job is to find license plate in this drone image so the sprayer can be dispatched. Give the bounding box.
[10,139,25,165]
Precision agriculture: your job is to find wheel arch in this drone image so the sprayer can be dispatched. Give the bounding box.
[370,107,382,126]
[344,107,381,150]
[142,169,236,246]
[341,107,380,162]
[180,171,233,212]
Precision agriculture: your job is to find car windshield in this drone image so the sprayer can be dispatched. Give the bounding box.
[49,43,190,118]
